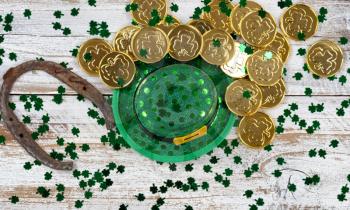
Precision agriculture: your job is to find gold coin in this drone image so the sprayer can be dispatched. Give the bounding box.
[131,0,167,26]
[202,0,234,33]
[131,26,169,63]
[78,38,113,76]
[168,24,203,62]
[113,26,140,61]
[230,1,261,35]
[306,40,344,77]
[238,112,275,148]
[201,28,235,65]
[240,11,277,47]
[221,42,249,78]
[280,3,318,41]
[188,19,214,34]
[246,50,283,86]
[259,79,286,108]
[99,51,136,89]
[225,79,262,116]
[157,15,181,35]
[264,32,290,63]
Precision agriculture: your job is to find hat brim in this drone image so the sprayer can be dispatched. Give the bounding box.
[112,58,235,162]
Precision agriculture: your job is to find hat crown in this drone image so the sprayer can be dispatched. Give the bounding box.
[134,64,218,138]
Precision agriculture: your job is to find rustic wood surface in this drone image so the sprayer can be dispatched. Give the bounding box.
[0,0,350,209]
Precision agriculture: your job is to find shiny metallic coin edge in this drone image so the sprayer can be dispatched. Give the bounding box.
[131,26,170,64]
[279,3,319,41]
[237,112,276,149]
[113,25,141,61]
[201,28,236,66]
[220,42,249,78]
[246,50,284,87]
[187,19,214,34]
[306,39,344,77]
[77,38,113,76]
[224,79,263,116]
[264,31,291,64]
[240,11,277,48]
[98,51,136,89]
[168,24,204,62]
[230,1,262,35]
[260,78,286,108]
[131,0,168,26]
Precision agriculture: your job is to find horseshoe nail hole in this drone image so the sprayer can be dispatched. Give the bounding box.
[83,86,87,91]
[19,133,23,138]
[9,118,13,121]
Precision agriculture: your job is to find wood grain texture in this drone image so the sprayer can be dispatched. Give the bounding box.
[0,0,350,209]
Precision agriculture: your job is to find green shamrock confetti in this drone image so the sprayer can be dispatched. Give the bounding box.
[23,9,32,19]
[75,200,84,208]
[8,102,16,110]
[258,8,266,18]
[245,45,254,54]
[71,8,80,16]
[329,139,339,148]
[44,171,53,180]
[9,196,19,204]
[288,183,297,192]
[164,15,174,24]
[243,190,253,198]
[80,144,90,152]
[277,0,293,9]
[62,27,71,36]
[23,162,33,170]
[125,3,138,12]
[212,39,221,47]
[149,9,161,26]
[170,3,179,12]
[318,7,328,23]
[135,193,145,201]
[242,90,251,99]
[219,0,232,16]
[72,127,80,137]
[36,186,51,198]
[297,48,306,56]
[298,32,305,41]
[53,10,64,19]
[303,174,320,186]
[318,149,327,158]
[339,37,348,45]
[233,156,242,164]
[52,22,62,30]
[140,49,148,58]
[272,170,282,178]
[276,157,286,165]
[88,0,96,7]
[304,87,313,97]
[239,0,247,7]
[56,193,64,202]
[255,198,264,206]
[293,72,303,80]
[264,51,273,60]
[339,75,347,85]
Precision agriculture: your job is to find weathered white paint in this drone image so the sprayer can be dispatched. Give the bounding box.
[0,0,350,209]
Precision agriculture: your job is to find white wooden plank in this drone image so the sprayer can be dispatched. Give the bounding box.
[0,0,349,95]
[0,0,350,209]
[0,95,350,209]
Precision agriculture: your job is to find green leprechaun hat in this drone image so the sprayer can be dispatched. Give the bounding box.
[112,57,236,162]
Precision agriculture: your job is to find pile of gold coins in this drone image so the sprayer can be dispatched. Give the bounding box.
[77,0,344,148]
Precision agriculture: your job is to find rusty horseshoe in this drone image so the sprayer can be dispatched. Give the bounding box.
[0,60,115,170]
